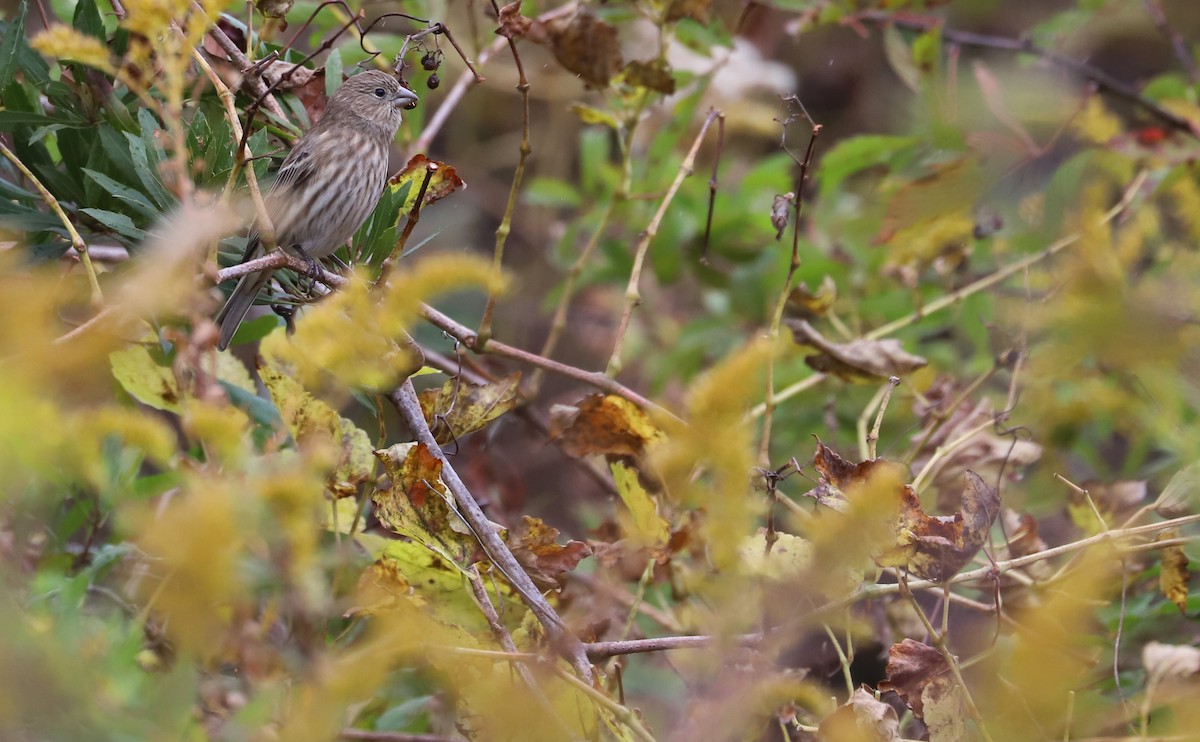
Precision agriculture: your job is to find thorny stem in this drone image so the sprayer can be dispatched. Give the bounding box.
[420,303,679,422]
[758,120,822,467]
[0,142,102,305]
[477,0,532,347]
[607,110,724,377]
[755,169,1149,416]
[388,380,594,682]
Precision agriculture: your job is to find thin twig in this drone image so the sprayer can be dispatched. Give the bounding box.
[607,110,724,376]
[477,0,533,346]
[1141,0,1199,85]
[215,250,346,287]
[420,303,679,422]
[0,142,103,305]
[755,169,1149,415]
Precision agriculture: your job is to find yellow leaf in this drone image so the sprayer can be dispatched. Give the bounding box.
[610,459,670,547]
[110,344,180,412]
[418,373,522,445]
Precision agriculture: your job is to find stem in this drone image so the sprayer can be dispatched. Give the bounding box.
[607,110,723,377]
[0,142,103,305]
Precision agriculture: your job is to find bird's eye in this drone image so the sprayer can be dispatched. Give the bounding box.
[374,87,386,98]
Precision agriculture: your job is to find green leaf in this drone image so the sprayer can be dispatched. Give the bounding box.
[0,110,78,129]
[110,345,180,412]
[525,177,582,208]
[817,135,919,199]
[72,0,106,40]
[883,25,920,94]
[0,0,27,91]
[83,168,158,217]
[325,47,342,98]
[124,128,173,209]
[81,207,146,240]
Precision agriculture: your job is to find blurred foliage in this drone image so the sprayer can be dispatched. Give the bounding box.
[2,0,1200,739]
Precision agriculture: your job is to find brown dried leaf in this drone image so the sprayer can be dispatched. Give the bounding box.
[373,442,480,569]
[787,319,926,382]
[495,0,531,39]
[1000,509,1052,580]
[622,59,676,94]
[539,9,622,89]
[255,0,292,20]
[972,61,1038,153]
[1158,529,1191,614]
[876,471,999,581]
[549,393,664,459]
[786,275,837,319]
[507,516,592,590]
[880,639,968,740]
[818,687,901,742]
[259,61,316,90]
[802,440,892,512]
[418,373,520,446]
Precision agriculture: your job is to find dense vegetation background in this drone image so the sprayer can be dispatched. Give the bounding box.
[1,0,1199,739]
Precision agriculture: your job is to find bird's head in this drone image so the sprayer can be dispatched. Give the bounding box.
[327,70,419,135]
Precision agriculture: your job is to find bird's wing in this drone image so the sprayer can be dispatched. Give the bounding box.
[269,141,318,196]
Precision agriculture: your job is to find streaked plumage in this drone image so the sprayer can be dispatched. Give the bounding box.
[216,70,418,350]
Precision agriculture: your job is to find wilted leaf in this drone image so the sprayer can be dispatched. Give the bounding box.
[973,61,1037,153]
[506,516,591,590]
[390,154,467,209]
[418,373,521,445]
[880,639,965,741]
[610,459,670,547]
[1158,529,1190,613]
[807,443,999,581]
[549,393,664,459]
[622,59,675,94]
[787,319,926,382]
[569,103,620,129]
[255,0,293,20]
[818,686,901,742]
[999,509,1052,579]
[259,61,315,90]
[374,442,480,571]
[786,275,837,319]
[539,9,622,89]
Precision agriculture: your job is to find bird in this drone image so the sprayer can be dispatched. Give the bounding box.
[215,69,418,350]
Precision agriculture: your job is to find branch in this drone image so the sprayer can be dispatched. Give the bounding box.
[203,20,287,120]
[858,11,1198,137]
[215,251,348,287]
[585,633,758,659]
[420,303,680,423]
[387,380,594,682]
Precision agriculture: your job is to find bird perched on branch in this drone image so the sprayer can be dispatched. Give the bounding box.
[216,69,418,350]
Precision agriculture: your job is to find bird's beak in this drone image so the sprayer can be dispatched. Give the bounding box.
[394,87,419,110]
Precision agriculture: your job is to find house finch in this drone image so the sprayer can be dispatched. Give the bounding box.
[215,69,418,350]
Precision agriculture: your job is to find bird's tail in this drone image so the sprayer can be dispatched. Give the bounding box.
[216,268,273,350]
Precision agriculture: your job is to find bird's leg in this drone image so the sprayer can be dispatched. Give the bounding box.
[291,244,325,280]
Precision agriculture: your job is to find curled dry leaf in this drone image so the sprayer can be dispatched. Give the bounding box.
[1157,529,1190,614]
[537,9,623,89]
[418,373,520,446]
[506,515,592,590]
[1143,641,1200,679]
[786,275,837,319]
[373,442,481,570]
[255,0,293,20]
[817,686,900,742]
[390,154,467,208]
[1000,509,1052,580]
[880,639,966,742]
[771,192,794,240]
[805,443,1000,581]
[787,319,927,382]
[549,393,664,460]
[259,61,316,90]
